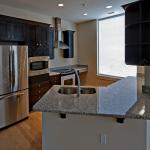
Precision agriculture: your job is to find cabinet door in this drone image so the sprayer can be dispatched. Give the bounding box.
[50,74,61,87]
[26,24,36,57]
[36,25,50,56]
[29,80,50,111]
[63,30,75,58]
[29,74,50,111]
[0,19,10,41]
[49,27,54,59]
[0,17,25,42]
[10,20,25,41]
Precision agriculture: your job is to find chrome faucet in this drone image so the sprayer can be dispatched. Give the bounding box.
[74,69,81,97]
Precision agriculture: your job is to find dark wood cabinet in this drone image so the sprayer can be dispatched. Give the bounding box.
[0,15,55,59]
[29,74,50,111]
[123,0,150,65]
[49,27,54,59]
[27,23,50,57]
[26,24,54,58]
[26,23,37,56]
[36,25,50,55]
[0,18,10,41]
[10,20,25,41]
[63,30,75,58]
[0,16,25,42]
[29,73,61,111]
[49,74,61,87]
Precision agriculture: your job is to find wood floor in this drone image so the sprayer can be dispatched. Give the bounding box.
[0,112,42,150]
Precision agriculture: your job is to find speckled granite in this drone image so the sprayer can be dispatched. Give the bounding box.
[33,76,150,120]
[49,72,60,76]
[50,64,88,73]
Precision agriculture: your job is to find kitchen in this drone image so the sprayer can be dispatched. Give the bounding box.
[0,0,149,150]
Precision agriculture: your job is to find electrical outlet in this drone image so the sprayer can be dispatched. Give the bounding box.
[100,134,107,145]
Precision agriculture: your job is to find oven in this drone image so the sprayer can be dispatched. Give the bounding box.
[29,56,50,77]
[51,68,76,86]
[61,74,75,85]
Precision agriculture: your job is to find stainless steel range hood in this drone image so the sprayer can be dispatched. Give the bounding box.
[54,17,69,49]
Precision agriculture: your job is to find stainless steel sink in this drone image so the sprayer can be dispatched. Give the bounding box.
[58,87,96,95]
[80,88,96,94]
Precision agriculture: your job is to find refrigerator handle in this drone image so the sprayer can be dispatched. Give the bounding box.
[9,49,13,91]
[0,92,25,100]
[12,48,18,91]
[12,49,15,90]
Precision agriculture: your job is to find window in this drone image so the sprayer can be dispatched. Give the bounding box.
[97,15,137,78]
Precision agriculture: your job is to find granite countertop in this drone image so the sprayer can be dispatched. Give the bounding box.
[49,64,88,76]
[49,72,60,76]
[33,76,150,120]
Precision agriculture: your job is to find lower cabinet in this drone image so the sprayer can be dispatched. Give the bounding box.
[49,74,61,87]
[29,80,51,111]
[29,74,61,111]
[29,74,50,111]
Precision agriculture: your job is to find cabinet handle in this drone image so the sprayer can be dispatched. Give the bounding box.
[39,43,42,46]
[36,43,39,46]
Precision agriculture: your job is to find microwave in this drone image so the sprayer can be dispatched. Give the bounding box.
[29,56,50,77]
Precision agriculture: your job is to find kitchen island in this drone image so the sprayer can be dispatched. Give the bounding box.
[33,76,150,150]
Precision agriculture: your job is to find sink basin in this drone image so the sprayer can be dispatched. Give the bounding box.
[80,88,96,94]
[58,87,96,95]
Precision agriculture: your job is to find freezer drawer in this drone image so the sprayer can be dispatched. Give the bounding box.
[0,89,29,129]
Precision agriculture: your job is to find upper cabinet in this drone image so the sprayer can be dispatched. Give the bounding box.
[49,27,54,59]
[27,25,54,58]
[27,23,50,57]
[0,15,54,59]
[63,30,75,58]
[0,16,25,42]
[123,1,150,65]
[36,25,50,55]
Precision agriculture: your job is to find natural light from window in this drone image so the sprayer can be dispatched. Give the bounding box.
[98,15,137,77]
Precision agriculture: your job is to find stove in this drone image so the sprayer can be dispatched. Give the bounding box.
[51,68,75,85]
[54,68,75,76]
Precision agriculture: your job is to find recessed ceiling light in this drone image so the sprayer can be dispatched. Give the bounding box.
[58,3,64,7]
[106,5,112,9]
[83,13,88,16]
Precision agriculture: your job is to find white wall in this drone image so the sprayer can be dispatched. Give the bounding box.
[77,20,99,85]
[43,112,148,150]
[0,4,78,68]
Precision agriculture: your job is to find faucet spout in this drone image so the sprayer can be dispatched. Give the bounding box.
[74,69,80,97]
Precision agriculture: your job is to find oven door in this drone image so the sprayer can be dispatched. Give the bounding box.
[61,74,75,85]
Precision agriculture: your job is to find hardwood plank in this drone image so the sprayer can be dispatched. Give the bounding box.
[0,112,42,150]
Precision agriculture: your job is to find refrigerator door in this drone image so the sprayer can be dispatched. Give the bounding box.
[11,46,28,92]
[0,89,29,129]
[0,46,12,96]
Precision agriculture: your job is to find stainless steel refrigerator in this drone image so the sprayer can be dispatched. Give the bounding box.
[0,45,29,129]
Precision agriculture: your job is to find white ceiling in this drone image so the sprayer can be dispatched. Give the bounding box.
[0,0,137,23]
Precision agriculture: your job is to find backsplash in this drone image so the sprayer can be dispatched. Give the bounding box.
[50,23,78,68]
[50,47,77,68]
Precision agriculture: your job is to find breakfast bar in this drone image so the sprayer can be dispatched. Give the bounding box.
[33,76,150,150]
